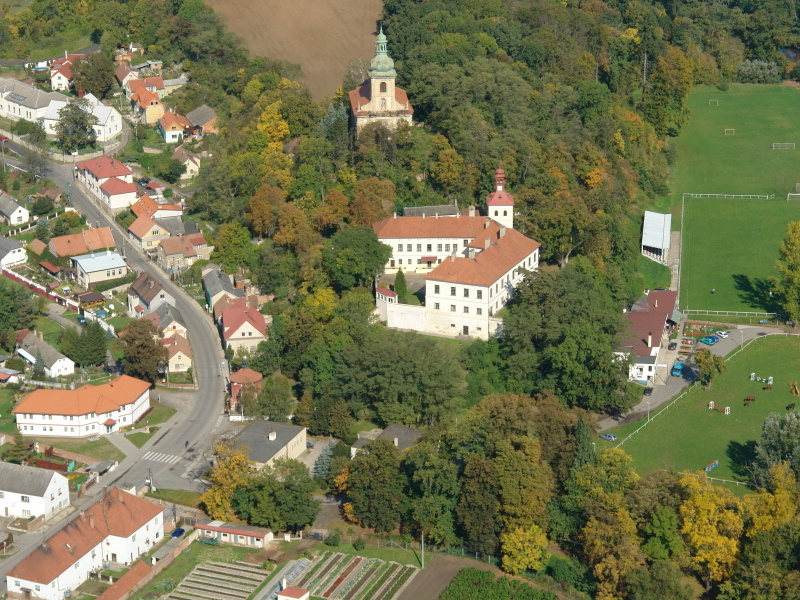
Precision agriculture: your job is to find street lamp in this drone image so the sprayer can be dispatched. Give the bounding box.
[646,400,651,422]
[739,329,744,348]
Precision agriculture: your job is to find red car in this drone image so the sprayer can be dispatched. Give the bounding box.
[0,135,9,142]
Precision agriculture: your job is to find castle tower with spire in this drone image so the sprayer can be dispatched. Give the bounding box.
[348,27,413,135]
[485,168,515,229]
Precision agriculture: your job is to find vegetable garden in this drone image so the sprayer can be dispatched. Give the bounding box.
[292,551,418,600]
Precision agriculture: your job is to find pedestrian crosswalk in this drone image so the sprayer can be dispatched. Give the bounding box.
[142,451,181,465]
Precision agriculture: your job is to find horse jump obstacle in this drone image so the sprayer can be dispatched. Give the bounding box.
[750,373,773,385]
[708,401,731,415]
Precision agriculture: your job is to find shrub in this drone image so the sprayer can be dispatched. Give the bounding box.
[324,530,341,547]
[353,537,366,551]
[736,60,782,83]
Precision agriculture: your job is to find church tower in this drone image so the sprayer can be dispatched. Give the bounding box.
[485,168,515,230]
[348,27,413,135]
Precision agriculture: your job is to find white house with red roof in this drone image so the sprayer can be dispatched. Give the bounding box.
[374,170,540,339]
[49,53,86,91]
[220,307,271,353]
[76,156,135,210]
[13,375,151,437]
[619,289,680,383]
[277,587,310,600]
[6,488,163,600]
[348,28,412,135]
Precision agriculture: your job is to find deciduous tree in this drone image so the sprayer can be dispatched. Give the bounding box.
[118,319,167,383]
[201,442,253,520]
[774,221,800,322]
[500,524,549,575]
[55,98,98,153]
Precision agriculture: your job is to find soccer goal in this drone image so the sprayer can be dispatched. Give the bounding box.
[709,99,719,106]
[788,193,800,201]
[725,129,735,135]
[773,143,795,150]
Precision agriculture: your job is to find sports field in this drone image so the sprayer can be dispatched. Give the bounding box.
[675,85,800,311]
[607,335,800,485]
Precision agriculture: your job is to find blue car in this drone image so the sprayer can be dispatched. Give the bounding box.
[700,335,720,345]
[76,316,87,326]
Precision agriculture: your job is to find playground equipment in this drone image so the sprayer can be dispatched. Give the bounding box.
[791,382,800,396]
[750,373,774,385]
[708,401,731,415]
[705,459,719,473]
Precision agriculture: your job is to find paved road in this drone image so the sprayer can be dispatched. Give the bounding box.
[0,143,229,585]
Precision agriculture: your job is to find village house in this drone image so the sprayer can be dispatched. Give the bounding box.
[228,368,263,414]
[48,53,86,91]
[127,271,175,317]
[75,156,135,209]
[0,237,26,269]
[374,169,540,340]
[196,521,274,548]
[0,462,69,519]
[41,94,123,143]
[277,588,310,600]
[351,423,423,458]
[71,251,128,289]
[202,264,244,311]
[348,29,413,134]
[158,111,192,143]
[17,332,75,378]
[143,303,187,337]
[161,333,192,373]
[0,192,30,226]
[220,307,270,353]
[131,194,183,221]
[212,294,264,322]
[5,488,163,600]
[172,144,201,179]
[128,216,169,251]
[0,78,65,122]
[13,375,151,437]
[236,420,307,468]
[114,63,138,88]
[49,226,116,258]
[620,289,680,384]
[157,233,212,273]
[186,104,218,135]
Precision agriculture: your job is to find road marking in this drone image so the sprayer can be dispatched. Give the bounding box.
[142,451,181,465]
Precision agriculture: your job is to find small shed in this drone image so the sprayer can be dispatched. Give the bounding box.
[641,211,671,265]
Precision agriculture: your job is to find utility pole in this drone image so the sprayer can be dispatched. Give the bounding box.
[420,530,425,568]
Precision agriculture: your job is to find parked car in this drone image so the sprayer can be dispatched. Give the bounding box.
[715,330,729,338]
[171,528,185,538]
[671,361,685,376]
[599,433,617,442]
[700,335,720,345]
[682,338,695,345]
[668,341,677,350]
[0,135,9,142]
[643,387,653,396]
[76,316,87,326]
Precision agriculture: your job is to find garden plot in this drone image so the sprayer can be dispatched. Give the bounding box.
[168,561,269,600]
[293,552,418,600]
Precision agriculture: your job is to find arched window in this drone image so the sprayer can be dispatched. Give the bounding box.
[494,210,498,216]
[380,82,387,93]
[503,210,507,216]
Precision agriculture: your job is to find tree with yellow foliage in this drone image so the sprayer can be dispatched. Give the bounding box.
[200,442,253,520]
[679,473,743,591]
[500,524,549,575]
[743,462,798,537]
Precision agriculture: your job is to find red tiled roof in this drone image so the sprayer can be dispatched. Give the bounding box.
[100,177,137,196]
[229,368,263,385]
[221,307,267,340]
[97,561,152,600]
[131,195,158,218]
[27,239,47,255]
[77,156,133,179]
[348,81,413,117]
[486,169,515,206]
[278,587,309,600]
[13,375,150,417]
[50,227,116,257]
[376,287,397,298]
[374,215,498,240]
[159,112,192,131]
[128,215,160,239]
[425,226,540,287]
[103,418,116,426]
[40,260,61,274]
[7,488,161,585]
[161,332,192,360]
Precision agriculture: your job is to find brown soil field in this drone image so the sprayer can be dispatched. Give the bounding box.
[204,0,383,100]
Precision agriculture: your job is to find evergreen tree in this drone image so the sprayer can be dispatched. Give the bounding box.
[83,321,108,366]
[59,326,83,365]
[393,269,408,303]
[573,415,596,470]
[33,350,45,379]
[313,440,335,481]
[3,432,32,464]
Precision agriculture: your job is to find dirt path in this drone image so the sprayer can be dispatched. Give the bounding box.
[204,0,382,100]
[397,556,499,600]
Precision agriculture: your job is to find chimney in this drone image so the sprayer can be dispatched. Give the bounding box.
[393,437,399,447]
[647,332,652,347]
[484,218,490,229]
[118,488,124,503]
[499,226,506,238]
[468,206,475,217]
[450,254,455,262]
[484,238,490,249]
[268,428,277,441]
[89,512,95,529]
[655,299,658,308]
[281,578,288,590]
[65,543,73,553]
[422,213,425,218]
[393,212,396,219]
[37,330,43,340]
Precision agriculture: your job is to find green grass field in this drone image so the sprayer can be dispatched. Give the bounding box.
[674,85,800,311]
[608,335,800,485]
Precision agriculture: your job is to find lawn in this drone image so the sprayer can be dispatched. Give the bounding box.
[32,436,126,463]
[145,488,203,508]
[34,315,65,350]
[673,84,800,311]
[142,401,177,427]
[333,542,422,567]
[0,389,17,435]
[607,335,800,484]
[126,428,157,448]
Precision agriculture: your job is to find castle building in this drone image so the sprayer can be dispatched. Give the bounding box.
[348,28,413,134]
